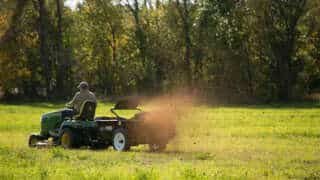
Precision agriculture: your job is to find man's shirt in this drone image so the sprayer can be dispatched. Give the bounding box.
[67,90,97,114]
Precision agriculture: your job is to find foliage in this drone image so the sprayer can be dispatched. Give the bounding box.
[0,0,319,101]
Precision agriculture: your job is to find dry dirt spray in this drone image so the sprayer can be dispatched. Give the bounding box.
[139,90,199,148]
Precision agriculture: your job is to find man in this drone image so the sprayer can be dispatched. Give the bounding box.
[66,81,97,115]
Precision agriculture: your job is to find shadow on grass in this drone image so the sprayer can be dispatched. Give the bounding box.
[28,144,214,161]
[129,148,215,160]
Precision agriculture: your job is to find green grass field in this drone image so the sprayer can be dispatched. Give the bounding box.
[0,102,319,179]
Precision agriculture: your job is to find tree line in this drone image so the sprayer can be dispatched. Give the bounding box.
[0,0,319,102]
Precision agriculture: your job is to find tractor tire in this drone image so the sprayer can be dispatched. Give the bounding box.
[149,143,167,152]
[28,134,45,148]
[60,128,80,149]
[112,128,130,151]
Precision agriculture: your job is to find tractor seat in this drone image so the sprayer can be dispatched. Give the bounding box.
[74,101,97,121]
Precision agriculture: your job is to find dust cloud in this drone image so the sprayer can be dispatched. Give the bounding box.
[141,91,197,122]
[136,90,199,144]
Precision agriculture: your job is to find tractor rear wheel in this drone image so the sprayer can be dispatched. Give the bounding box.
[112,128,130,151]
[60,128,80,149]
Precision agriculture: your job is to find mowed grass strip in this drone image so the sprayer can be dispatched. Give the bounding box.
[0,102,319,179]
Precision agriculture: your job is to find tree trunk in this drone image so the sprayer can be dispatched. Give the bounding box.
[55,0,65,97]
[278,53,290,100]
[38,0,51,97]
[176,0,192,86]
[244,42,254,95]
[111,29,117,63]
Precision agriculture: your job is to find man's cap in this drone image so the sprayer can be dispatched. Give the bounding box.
[78,81,89,89]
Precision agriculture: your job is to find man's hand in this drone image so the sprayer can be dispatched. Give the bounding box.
[65,103,72,109]
[66,92,80,109]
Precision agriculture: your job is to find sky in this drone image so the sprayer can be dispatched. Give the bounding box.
[65,0,84,10]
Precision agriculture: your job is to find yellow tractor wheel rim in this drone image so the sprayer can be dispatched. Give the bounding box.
[30,137,38,145]
[61,133,71,147]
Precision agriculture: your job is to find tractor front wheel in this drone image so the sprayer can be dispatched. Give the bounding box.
[60,128,80,149]
[28,134,45,147]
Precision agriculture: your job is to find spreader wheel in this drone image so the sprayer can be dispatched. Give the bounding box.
[149,143,166,152]
[112,128,130,151]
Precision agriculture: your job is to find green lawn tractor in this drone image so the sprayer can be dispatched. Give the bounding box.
[28,99,176,152]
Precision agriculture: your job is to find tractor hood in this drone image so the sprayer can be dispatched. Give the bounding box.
[40,109,74,137]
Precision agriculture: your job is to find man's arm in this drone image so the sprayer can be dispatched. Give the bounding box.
[66,92,80,108]
[89,91,97,103]
[93,93,97,103]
